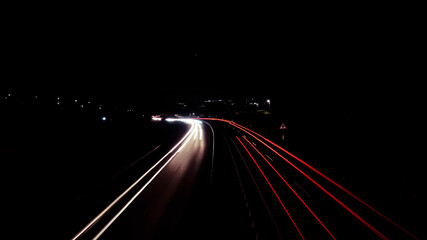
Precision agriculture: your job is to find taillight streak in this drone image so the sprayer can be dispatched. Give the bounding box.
[233,123,389,240]
[228,121,418,239]
[240,136,336,240]
[236,136,305,240]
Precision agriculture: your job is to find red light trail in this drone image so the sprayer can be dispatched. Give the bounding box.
[236,134,389,240]
[201,118,418,240]
[236,136,305,240]
[234,122,388,239]
[229,121,419,240]
[240,136,336,240]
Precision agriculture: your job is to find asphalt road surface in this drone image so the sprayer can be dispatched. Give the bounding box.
[70,118,420,240]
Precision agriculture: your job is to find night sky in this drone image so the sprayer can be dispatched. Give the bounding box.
[2,2,423,113]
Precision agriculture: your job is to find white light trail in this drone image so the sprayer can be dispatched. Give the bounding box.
[93,122,198,239]
[72,119,200,240]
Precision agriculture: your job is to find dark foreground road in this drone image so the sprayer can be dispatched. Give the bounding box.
[69,118,420,240]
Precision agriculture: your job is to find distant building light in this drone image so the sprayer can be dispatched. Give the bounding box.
[81,105,84,108]
[75,99,78,103]
[249,102,259,107]
[102,116,107,121]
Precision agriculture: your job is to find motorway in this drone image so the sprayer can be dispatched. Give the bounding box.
[71,118,419,240]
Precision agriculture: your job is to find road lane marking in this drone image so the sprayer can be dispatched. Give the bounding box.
[235,127,385,240]
[236,136,305,240]
[202,118,419,240]
[240,136,336,240]
[203,121,215,191]
[294,181,311,198]
[229,137,284,240]
[108,145,162,182]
